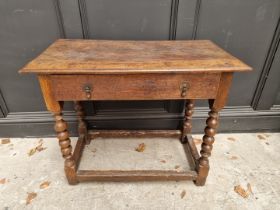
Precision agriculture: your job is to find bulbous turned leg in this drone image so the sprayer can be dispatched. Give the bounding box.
[54,112,78,185]
[74,101,89,144]
[181,99,195,143]
[195,109,219,186]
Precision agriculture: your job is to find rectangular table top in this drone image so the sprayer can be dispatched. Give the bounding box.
[20,39,252,74]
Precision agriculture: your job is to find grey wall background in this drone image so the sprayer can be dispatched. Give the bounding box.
[0,0,280,137]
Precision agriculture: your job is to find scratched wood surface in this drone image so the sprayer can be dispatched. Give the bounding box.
[49,73,220,100]
[19,39,252,74]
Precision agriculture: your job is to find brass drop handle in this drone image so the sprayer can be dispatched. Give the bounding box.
[83,85,92,99]
[180,81,190,97]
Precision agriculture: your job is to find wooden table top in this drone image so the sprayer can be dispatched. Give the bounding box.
[20,39,252,74]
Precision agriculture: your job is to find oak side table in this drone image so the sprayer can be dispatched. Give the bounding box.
[19,39,251,186]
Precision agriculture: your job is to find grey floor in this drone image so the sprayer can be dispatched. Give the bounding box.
[0,133,279,210]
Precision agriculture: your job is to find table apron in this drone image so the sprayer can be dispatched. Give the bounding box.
[48,73,221,101]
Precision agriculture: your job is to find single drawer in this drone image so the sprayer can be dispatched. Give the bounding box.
[50,73,221,101]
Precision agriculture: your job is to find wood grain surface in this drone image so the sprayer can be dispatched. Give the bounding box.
[19,39,252,74]
[49,73,221,100]
[76,170,197,182]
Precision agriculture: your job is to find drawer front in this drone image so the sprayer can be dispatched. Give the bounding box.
[50,73,221,101]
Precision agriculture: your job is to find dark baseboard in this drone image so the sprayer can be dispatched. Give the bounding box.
[0,106,279,137]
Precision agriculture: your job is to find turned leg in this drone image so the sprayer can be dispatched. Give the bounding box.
[54,112,78,185]
[195,108,219,186]
[74,101,89,144]
[38,76,78,185]
[181,99,195,143]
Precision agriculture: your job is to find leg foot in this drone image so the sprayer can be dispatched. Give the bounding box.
[64,164,78,185]
[195,165,209,186]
